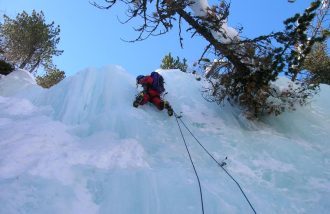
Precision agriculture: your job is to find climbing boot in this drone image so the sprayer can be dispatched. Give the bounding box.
[133,100,139,108]
[164,101,173,116]
[133,93,144,108]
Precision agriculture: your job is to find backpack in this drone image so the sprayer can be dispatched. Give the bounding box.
[150,71,165,94]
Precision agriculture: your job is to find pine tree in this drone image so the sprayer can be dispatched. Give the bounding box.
[0,10,63,73]
[36,66,65,88]
[160,53,175,69]
[303,42,330,84]
[160,52,187,72]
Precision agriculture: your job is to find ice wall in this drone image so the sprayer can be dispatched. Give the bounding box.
[0,66,329,214]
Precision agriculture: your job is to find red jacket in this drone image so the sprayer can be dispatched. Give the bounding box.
[138,76,153,86]
[137,75,164,110]
[138,76,160,97]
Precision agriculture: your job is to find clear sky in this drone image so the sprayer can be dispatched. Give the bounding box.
[0,0,311,76]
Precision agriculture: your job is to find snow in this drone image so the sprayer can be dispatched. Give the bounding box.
[0,69,37,96]
[322,0,329,9]
[189,0,239,44]
[0,67,330,214]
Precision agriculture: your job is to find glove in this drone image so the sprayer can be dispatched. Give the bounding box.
[133,92,144,108]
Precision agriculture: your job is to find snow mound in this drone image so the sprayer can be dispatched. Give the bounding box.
[0,69,37,96]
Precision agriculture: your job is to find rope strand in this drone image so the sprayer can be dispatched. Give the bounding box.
[175,115,205,214]
[174,112,257,214]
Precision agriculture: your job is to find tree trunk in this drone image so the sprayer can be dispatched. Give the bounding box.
[29,58,41,73]
[291,73,297,82]
[176,8,249,73]
[19,51,34,69]
[19,59,29,69]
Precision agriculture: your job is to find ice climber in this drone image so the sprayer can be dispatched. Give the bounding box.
[133,72,174,116]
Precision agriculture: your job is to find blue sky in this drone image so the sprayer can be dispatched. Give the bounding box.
[0,0,311,76]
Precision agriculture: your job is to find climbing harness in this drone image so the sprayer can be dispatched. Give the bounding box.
[174,111,257,214]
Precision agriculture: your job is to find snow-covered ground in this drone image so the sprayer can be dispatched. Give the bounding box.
[0,66,329,214]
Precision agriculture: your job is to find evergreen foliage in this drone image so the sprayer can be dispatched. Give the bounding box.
[36,67,65,88]
[0,59,14,75]
[303,42,330,84]
[202,0,326,117]
[0,10,63,73]
[160,52,187,72]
